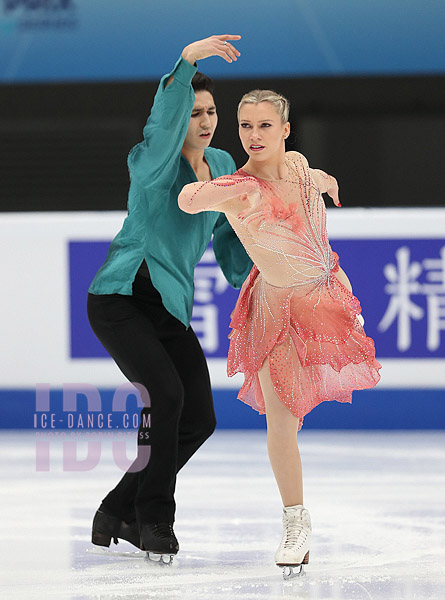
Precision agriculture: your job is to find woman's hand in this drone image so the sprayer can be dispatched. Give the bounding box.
[237,189,262,220]
[182,35,241,65]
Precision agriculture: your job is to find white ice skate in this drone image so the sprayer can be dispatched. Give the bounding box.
[274,504,311,580]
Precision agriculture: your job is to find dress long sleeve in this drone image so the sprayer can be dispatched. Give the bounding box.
[283,151,336,196]
[309,168,335,194]
[178,175,260,215]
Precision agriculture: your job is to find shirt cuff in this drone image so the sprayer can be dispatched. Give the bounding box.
[168,55,198,87]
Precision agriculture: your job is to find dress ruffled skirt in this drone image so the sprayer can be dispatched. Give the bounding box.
[227,265,382,429]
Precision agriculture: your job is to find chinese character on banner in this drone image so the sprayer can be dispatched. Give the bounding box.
[378,246,445,351]
[423,246,445,350]
[192,248,230,354]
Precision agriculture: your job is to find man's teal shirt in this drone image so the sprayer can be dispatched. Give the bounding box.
[89,56,252,327]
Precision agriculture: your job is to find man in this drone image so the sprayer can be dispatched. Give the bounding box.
[87,35,252,562]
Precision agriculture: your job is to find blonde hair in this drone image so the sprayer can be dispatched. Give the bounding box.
[237,89,290,124]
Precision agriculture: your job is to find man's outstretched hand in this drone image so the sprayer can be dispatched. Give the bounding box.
[182,35,241,65]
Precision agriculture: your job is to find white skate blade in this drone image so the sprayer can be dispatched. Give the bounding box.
[146,551,174,565]
[282,564,305,580]
[86,546,145,559]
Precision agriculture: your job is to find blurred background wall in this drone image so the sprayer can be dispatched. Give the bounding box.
[0,0,444,429]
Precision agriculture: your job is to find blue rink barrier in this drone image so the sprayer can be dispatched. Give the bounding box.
[0,388,444,430]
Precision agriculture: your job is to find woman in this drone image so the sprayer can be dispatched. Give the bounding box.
[87,36,252,564]
[178,90,381,578]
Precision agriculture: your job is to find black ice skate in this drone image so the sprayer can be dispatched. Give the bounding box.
[91,507,140,550]
[140,523,179,565]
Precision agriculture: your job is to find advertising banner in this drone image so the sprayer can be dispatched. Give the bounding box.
[1,0,444,83]
[69,238,445,363]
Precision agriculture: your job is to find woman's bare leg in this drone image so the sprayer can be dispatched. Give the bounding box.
[258,358,303,507]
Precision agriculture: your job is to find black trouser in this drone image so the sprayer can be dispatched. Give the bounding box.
[87,272,216,525]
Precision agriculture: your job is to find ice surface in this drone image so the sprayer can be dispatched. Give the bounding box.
[0,430,444,599]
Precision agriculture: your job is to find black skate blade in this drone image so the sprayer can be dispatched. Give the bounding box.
[86,546,145,559]
[282,564,305,580]
[146,551,175,565]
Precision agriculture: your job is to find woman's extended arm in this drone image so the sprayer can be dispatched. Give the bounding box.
[310,169,340,207]
[178,176,260,215]
[287,151,340,207]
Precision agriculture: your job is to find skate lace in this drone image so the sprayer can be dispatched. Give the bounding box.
[283,514,309,549]
[152,523,175,539]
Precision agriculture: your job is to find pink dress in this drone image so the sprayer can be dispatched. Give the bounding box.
[179,151,381,429]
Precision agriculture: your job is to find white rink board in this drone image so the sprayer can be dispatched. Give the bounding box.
[1,209,445,390]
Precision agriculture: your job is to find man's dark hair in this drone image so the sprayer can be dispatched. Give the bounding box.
[192,72,214,96]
